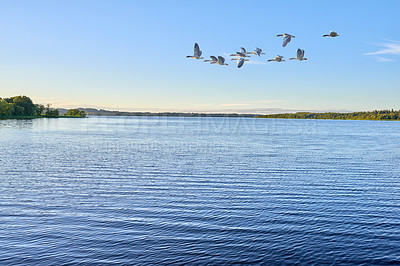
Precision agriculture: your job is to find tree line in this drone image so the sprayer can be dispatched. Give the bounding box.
[0,96,86,118]
[257,110,400,121]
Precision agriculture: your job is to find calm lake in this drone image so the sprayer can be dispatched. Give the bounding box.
[1,116,400,264]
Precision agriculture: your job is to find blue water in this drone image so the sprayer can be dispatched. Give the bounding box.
[1,116,400,265]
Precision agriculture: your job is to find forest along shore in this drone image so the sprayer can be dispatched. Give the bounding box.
[257,110,400,121]
[0,96,86,119]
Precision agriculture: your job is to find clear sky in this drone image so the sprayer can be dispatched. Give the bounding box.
[0,0,399,113]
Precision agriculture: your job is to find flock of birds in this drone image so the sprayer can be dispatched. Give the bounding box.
[186,31,339,68]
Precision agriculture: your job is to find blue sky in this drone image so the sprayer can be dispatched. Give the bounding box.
[0,0,399,113]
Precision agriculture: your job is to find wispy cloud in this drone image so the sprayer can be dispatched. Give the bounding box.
[365,40,400,61]
[375,56,395,63]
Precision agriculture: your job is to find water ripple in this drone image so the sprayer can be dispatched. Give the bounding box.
[1,117,400,264]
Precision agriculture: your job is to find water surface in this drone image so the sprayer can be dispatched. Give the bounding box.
[1,117,400,264]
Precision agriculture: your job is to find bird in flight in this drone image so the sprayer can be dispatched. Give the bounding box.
[290,49,307,61]
[268,55,285,62]
[204,56,218,64]
[251,47,265,57]
[230,47,251,58]
[186,43,204,59]
[276,33,295,47]
[323,31,339,37]
[235,57,249,68]
[216,56,229,66]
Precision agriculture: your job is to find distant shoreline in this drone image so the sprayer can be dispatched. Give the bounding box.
[256,110,400,121]
[60,108,258,118]
[63,108,400,121]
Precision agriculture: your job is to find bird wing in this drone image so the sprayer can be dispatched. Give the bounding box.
[301,49,305,58]
[210,56,218,62]
[240,47,246,54]
[282,35,291,47]
[297,48,301,58]
[237,58,244,68]
[218,56,225,64]
[194,43,201,57]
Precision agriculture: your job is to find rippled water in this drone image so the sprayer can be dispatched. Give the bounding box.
[1,116,400,265]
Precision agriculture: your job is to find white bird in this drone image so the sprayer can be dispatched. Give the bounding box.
[323,31,339,37]
[234,57,249,68]
[186,43,204,59]
[289,49,307,61]
[251,47,265,57]
[276,33,295,47]
[217,56,228,66]
[230,47,251,58]
[268,55,285,62]
[204,56,218,64]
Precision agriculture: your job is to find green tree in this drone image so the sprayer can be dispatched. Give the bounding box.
[13,105,25,116]
[4,95,37,116]
[36,104,45,115]
[65,109,86,117]
[45,108,59,117]
[0,98,15,116]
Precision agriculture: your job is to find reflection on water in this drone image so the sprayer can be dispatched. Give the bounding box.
[1,117,400,264]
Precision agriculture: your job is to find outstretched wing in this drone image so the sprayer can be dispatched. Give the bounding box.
[240,47,246,54]
[301,49,305,58]
[297,48,301,58]
[218,56,225,64]
[194,43,201,57]
[282,35,291,47]
[210,56,218,62]
[237,58,245,68]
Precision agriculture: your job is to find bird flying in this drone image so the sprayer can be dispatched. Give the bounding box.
[204,56,218,64]
[268,55,285,62]
[251,47,265,57]
[323,31,339,37]
[230,47,251,58]
[289,49,307,61]
[277,33,295,47]
[186,43,204,59]
[217,56,229,66]
[236,57,249,68]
